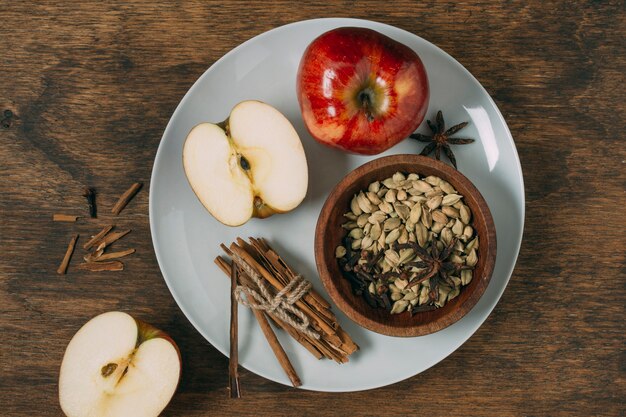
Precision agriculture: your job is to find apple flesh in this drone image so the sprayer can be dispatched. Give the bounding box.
[297,27,429,155]
[183,100,308,226]
[59,311,181,417]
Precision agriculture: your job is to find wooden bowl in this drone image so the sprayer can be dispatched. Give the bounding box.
[315,155,496,337]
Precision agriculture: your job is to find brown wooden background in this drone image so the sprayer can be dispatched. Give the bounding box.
[1,2,624,416]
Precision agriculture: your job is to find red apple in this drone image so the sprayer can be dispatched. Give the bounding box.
[297,27,429,155]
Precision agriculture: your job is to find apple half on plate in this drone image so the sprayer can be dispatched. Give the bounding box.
[183,100,309,226]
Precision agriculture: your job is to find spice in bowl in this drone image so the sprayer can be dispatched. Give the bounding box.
[335,172,479,315]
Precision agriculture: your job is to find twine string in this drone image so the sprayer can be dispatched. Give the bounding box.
[232,254,320,340]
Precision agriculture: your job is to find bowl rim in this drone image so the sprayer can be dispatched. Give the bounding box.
[314,154,497,337]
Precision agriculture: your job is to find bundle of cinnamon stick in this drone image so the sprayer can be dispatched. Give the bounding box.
[215,237,358,386]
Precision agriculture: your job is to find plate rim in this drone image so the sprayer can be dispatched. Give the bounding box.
[149,17,525,392]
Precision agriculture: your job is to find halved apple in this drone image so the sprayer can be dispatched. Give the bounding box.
[183,100,309,226]
[59,311,181,417]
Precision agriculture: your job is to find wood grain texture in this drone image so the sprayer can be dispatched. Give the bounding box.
[0,1,624,416]
[315,155,497,336]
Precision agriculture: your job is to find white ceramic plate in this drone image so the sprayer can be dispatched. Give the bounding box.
[150,18,524,392]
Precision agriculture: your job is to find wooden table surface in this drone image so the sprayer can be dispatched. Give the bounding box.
[1,2,624,416]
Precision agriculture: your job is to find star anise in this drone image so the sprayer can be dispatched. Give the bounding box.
[394,239,471,302]
[409,110,474,169]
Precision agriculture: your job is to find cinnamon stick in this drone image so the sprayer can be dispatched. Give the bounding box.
[76,261,124,271]
[53,214,79,222]
[241,241,339,340]
[215,257,302,387]
[57,234,79,274]
[84,248,135,263]
[111,183,142,215]
[228,264,241,398]
[83,225,114,250]
[95,229,131,251]
[229,242,336,336]
[216,256,323,360]
[247,238,336,326]
[258,238,331,309]
[217,238,359,363]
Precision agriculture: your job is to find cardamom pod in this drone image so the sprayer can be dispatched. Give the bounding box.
[384,189,397,203]
[409,204,422,224]
[370,222,382,240]
[461,269,473,285]
[466,236,479,251]
[442,206,460,219]
[466,248,478,267]
[412,180,432,193]
[426,195,443,210]
[442,194,462,206]
[385,228,401,244]
[425,187,443,198]
[349,228,364,239]
[394,278,408,290]
[459,204,471,224]
[421,208,432,228]
[379,201,394,214]
[447,286,460,301]
[378,230,386,248]
[419,285,429,305]
[394,203,410,221]
[368,211,387,224]
[440,180,456,195]
[382,178,396,189]
[431,209,448,225]
[398,248,415,264]
[341,221,358,230]
[357,192,374,213]
[368,181,380,193]
[403,291,418,301]
[392,172,406,183]
[398,228,409,244]
[416,223,428,247]
[367,191,382,205]
[361,236,374,250]
[343,212,357,220]
[383,217,402,231]
[452,218,464,236]
[431,221,445,234]
[440,227,453,245]
[350,195,362,215]
[390,300,409,314]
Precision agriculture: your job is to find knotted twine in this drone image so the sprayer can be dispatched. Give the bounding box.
[232,253,320,340]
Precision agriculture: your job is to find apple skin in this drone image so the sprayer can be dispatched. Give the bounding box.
[297,27,429,155]
[135,318,183,368]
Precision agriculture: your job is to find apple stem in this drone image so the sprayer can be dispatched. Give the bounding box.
[358,91,375,122]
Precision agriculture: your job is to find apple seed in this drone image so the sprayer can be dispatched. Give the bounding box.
[101,362,118,378]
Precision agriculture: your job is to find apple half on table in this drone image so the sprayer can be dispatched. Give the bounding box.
[59,311,181,417]
[183,100,309,226]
